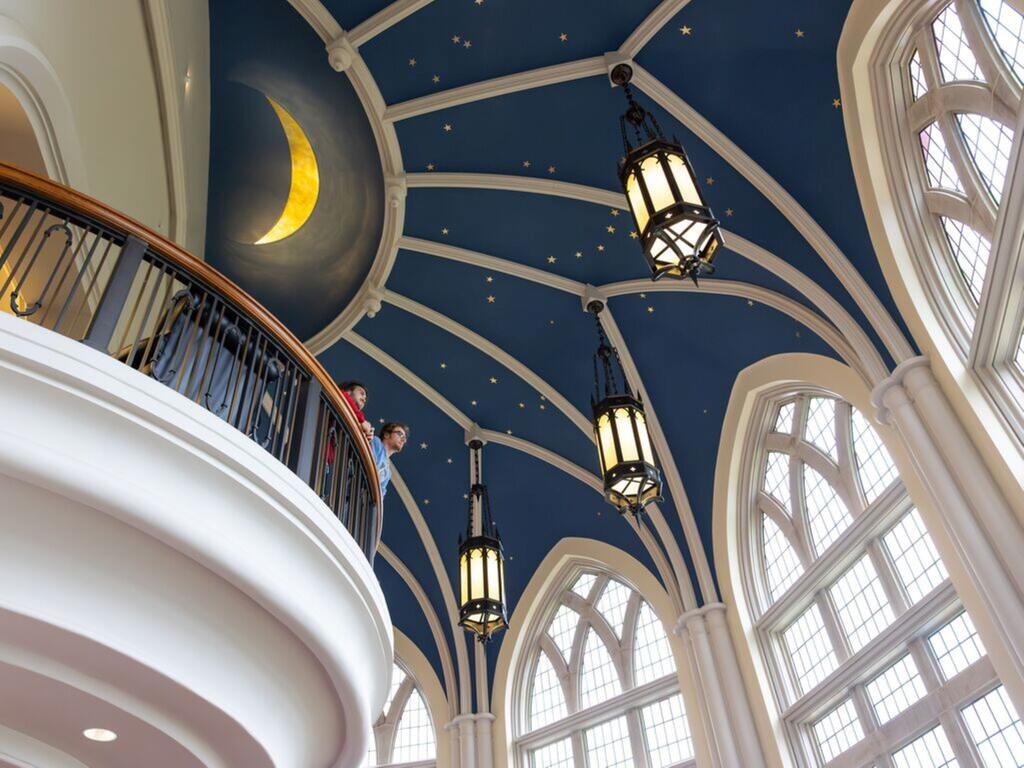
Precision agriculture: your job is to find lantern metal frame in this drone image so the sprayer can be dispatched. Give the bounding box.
[612,62,723,283]
[458,439,509,642]
[588,301,663,516]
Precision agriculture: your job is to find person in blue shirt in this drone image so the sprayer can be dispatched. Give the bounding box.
[370,421,408,498]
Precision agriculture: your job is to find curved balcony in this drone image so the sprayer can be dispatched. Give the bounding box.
[0,161,380,560]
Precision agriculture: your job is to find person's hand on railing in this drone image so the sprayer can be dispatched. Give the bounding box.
[361,420,375,442]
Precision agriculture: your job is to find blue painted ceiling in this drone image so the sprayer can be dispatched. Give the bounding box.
[204,0,910,694]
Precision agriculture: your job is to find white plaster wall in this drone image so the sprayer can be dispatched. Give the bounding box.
[0,0,170,233]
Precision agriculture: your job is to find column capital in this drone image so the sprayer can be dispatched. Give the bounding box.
[444,713,496,731]
[870,356,930,424]
[674,602,725,636]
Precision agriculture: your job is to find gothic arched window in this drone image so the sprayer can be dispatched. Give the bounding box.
[743,389,1023,766]
[887,0,1024,443]
[367,660,437,767]
[514,570,694,768]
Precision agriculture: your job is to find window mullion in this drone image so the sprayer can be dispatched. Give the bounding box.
[835,400,864,515]
[955,0,1019,102]
[626,708,651,768]
[851,683,882,754]
[939,707,983,768]
[572,730,587,768]
[817,590,851,664]
[916,25,943,92]
[940,110,998,228]
[866,538,910,617]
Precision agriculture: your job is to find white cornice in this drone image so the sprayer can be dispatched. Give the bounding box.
[618,0,694,58]
[350,0,435,47]
[384,58,605,122]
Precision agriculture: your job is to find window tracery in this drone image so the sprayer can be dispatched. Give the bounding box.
[366,661,437,767]
[743,389,1023,766]
[515,571,694,768]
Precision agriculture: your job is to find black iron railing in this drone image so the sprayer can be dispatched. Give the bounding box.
[0,163,381,561]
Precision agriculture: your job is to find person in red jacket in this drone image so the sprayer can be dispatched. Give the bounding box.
[339,380,375,441]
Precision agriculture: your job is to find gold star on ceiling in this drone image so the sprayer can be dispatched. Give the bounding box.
[547,165,557,174]
[575,250,583,258]
[610,209,620,217]
[679,25,692,35]
[559,32,568,42]
[549,319,555,325]
[506,429,513,435]
[443,123,453,132]
[486,275,493,283]
[408,58,417,66]
[747,299,755,306]
[447,457,453,463]
[539,403,546,410]
[629,230,638,239]
[606,225,616,234]
[640,293,646,298]
[471,400,478,406]
[647,306,655,313]
[452,34,461,43]
[475,0,484,5]
[518,402,525,409]
[523,160,531,167]
[725,208,734,216]
[795,29,805,38]
[706,177,715,185]
[597,244,605,251]
[432,74,440,84]
[464,40,472,48]
[441,227,449,235]
[426,162,435,171]
[795,330,802,337]
[420,442,429,449]
[547,255,556,263]
[440,362,447,369]
[487,295,495,303]
[832,98,841,109]
[490,376,498,384]
[423,499,430,505]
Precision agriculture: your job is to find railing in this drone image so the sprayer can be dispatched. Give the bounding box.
[0,162,381,561]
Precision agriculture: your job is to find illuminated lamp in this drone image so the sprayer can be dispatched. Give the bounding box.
[458,439,508,641]
[611,63,723,282]
[588,300,662,515]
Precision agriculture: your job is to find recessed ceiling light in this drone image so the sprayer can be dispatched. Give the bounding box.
[83,728,117,742]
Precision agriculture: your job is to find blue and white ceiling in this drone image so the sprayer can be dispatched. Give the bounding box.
[205,0,915,705]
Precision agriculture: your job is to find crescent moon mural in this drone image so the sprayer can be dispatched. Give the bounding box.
[253,96,320,245]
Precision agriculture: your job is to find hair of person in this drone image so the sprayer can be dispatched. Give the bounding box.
[338,380,367,394]
[381,422,410,438]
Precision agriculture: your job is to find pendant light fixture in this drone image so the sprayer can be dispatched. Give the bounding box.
[612,63,723,282]
[458,439,509,641]
[588,301,662,515]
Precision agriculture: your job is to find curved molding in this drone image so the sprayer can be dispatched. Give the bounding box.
[350,0,436,48]
[384,58,605,122]
[0,315,391,768]
[388,468,473,713]
[392,629,452,767]
[0,724,88,768]
[406,171,625,208]
[380,552,459,720]
[0,14,86,189]
[906,82,1016,132]
[619,0,694,58]
[491,538,707,768]
[285,0,407,356]
[632,63,913,367]
[140,0,188,249]
[382,289,594,436]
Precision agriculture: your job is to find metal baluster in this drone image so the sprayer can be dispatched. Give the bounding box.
[83,236,147,353]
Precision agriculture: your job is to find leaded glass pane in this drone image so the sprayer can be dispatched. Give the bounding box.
[866,654,928,724]
[585,716,634,768]
[962,685,1024,767]
[910,48,929,98]
[957,113,1014,203]
[548,605,579,663]
[892,725,960,768]
[783,603,839,694]
[934,2,984,82]
[830,555,894,652]
[385,664,406,715]
[763,451,792,512]
[530,651,568,731]
[929,610,987,679]
[941,216,990,303]
[980,0,1024,83]
[596,580,631,638]
[531,737,574,768]
[920,122,965,192]
[392,688,436,763]
[762,512,803,602]
[642,694,694,767]
[884,508,948,603]
[572,573,597,599]
[579,628,622,710]
[776,401,795,433]
[852,409,899,504]
[813,698,865,763]
[633,601,675,686]
[805,465,852,555]
[804,397,838,460]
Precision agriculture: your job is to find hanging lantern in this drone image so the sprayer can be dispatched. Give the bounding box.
[611,63,723,282]
[458,440,508,641]
[588,301,662,515]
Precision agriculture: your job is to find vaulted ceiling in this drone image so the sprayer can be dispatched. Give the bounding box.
[204,0,912,697]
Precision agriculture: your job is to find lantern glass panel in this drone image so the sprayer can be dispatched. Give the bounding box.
[486,548,501,601]
[614,407,639,463]
[470,547,485,601]
[667,152,701,206]
[597,413,616,473]
[626,170,651,232]
[636,410,654,461]
[460,551,469,605]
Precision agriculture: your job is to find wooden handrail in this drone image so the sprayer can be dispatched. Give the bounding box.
[0,161,383,519]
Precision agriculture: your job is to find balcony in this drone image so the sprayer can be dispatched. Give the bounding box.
[0,162,391,768]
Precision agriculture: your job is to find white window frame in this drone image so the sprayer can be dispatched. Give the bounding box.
[874,0,1024,448]
[739,387,1005,766]
[512,568,696,768]
[369,659,438,768]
